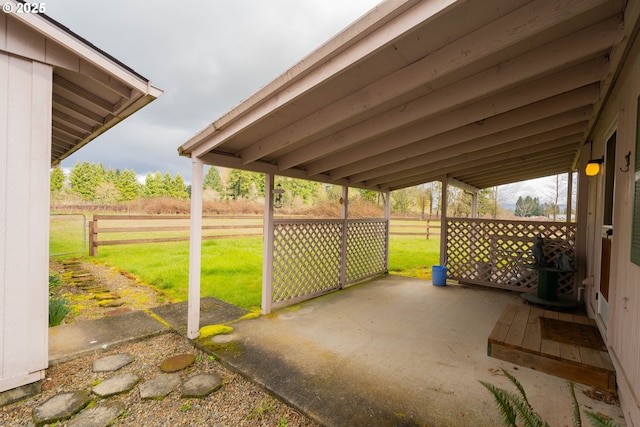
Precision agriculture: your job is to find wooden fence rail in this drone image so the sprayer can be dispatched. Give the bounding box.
[88,214,441,256]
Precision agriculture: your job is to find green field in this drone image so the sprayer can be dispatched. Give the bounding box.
[51,216,440,310]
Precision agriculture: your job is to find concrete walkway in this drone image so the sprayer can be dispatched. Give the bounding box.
[43,277,626,426]
[204,276,626,426]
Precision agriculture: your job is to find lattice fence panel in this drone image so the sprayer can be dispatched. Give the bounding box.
[272,220,342,305]
[346,220,388,284]
[446,218,577,296]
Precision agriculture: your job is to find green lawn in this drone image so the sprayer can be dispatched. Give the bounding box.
[95,238,263,310]
[388,236,441,279]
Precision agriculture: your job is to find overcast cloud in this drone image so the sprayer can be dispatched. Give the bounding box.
[46,0,570,206]
[47,0,381,179]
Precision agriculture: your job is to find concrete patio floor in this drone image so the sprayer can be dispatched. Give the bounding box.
[207,275,626,426]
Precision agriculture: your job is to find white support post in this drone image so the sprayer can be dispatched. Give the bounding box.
[262,174,275,314]
[440,178,448,266]
[471,191,479,218]
[383,191,391,271]
[339,186,349,288]
[187,158,204,339]
[576,143,590,300]
[566,171,573,223]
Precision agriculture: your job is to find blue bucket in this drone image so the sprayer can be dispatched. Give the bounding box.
[432,266,447,286]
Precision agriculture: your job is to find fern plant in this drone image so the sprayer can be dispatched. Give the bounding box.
[480,369,621,427]
[480,369,550,427]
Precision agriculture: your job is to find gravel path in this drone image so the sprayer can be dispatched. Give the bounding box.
[0,261,320,426]
[2,333,319,426]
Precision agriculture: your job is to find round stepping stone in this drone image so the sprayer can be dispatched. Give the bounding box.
[93,353,133,372]
[159,354,196,373]
[67,401,124,427]
[92,373,140,397]
[139,373,181,399]
[181,373,223,398]
[32,390,90,426]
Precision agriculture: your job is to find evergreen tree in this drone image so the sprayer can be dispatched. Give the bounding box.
[160,172,174,197]
[171,174,189,199]
[69,161,105,200]
[227,169,264,199]
[50,166,65,192]
[115,170,139,201]
[143,172,163,198]
[514,195,543,217]
[104,167,118,184]
[203,167,223,192]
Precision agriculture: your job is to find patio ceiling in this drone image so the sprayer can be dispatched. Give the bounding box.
[1,8,162,165]
[50,64,159,166]
[179,0,635,191]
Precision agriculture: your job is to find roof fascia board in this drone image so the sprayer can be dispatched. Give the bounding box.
[198,151,379,191]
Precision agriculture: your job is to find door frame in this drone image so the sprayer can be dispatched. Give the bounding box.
[595,121,619,334]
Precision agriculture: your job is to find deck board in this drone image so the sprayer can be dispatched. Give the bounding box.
[488,303,616,392]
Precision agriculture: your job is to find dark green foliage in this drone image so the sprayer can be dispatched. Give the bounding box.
[48,273,69,327]
[481,370,621,427]
[115,169,140,201]
[514,195,544,217]
[227,169,264,199]
[69,161,105,200]
[568,382,582,427]
[50,166,65,192]
[584,411,621,427]
[49,296,70,327]
[479,369,549,427]
[204,166,224,193]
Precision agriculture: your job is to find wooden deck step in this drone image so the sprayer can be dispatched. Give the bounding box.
[488,303,616,393]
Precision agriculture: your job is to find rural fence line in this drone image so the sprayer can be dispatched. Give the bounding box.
[86,214,441,256]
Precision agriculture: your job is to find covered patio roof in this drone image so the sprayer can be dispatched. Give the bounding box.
[179,0,634,191]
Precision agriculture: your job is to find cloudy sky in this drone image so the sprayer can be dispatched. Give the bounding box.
[47,0,381,179]
[46,0,571,207]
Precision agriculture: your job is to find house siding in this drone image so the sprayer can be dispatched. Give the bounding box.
[587,28,640,424]
[0,51,51,392]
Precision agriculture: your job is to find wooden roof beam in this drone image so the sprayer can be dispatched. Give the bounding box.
[330,91,595,180]
[278,57,607,172]
[52,119,87,140]
[239,0,618,165]
[53,94,105,124]
[304,15,617,177]
[53,74,115,114]
[52,110,94,134]
[363,131,583,187]
[383,148,577,190]
[454,149,578,181]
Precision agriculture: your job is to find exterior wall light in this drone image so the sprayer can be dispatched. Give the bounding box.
[585,157,604,176]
